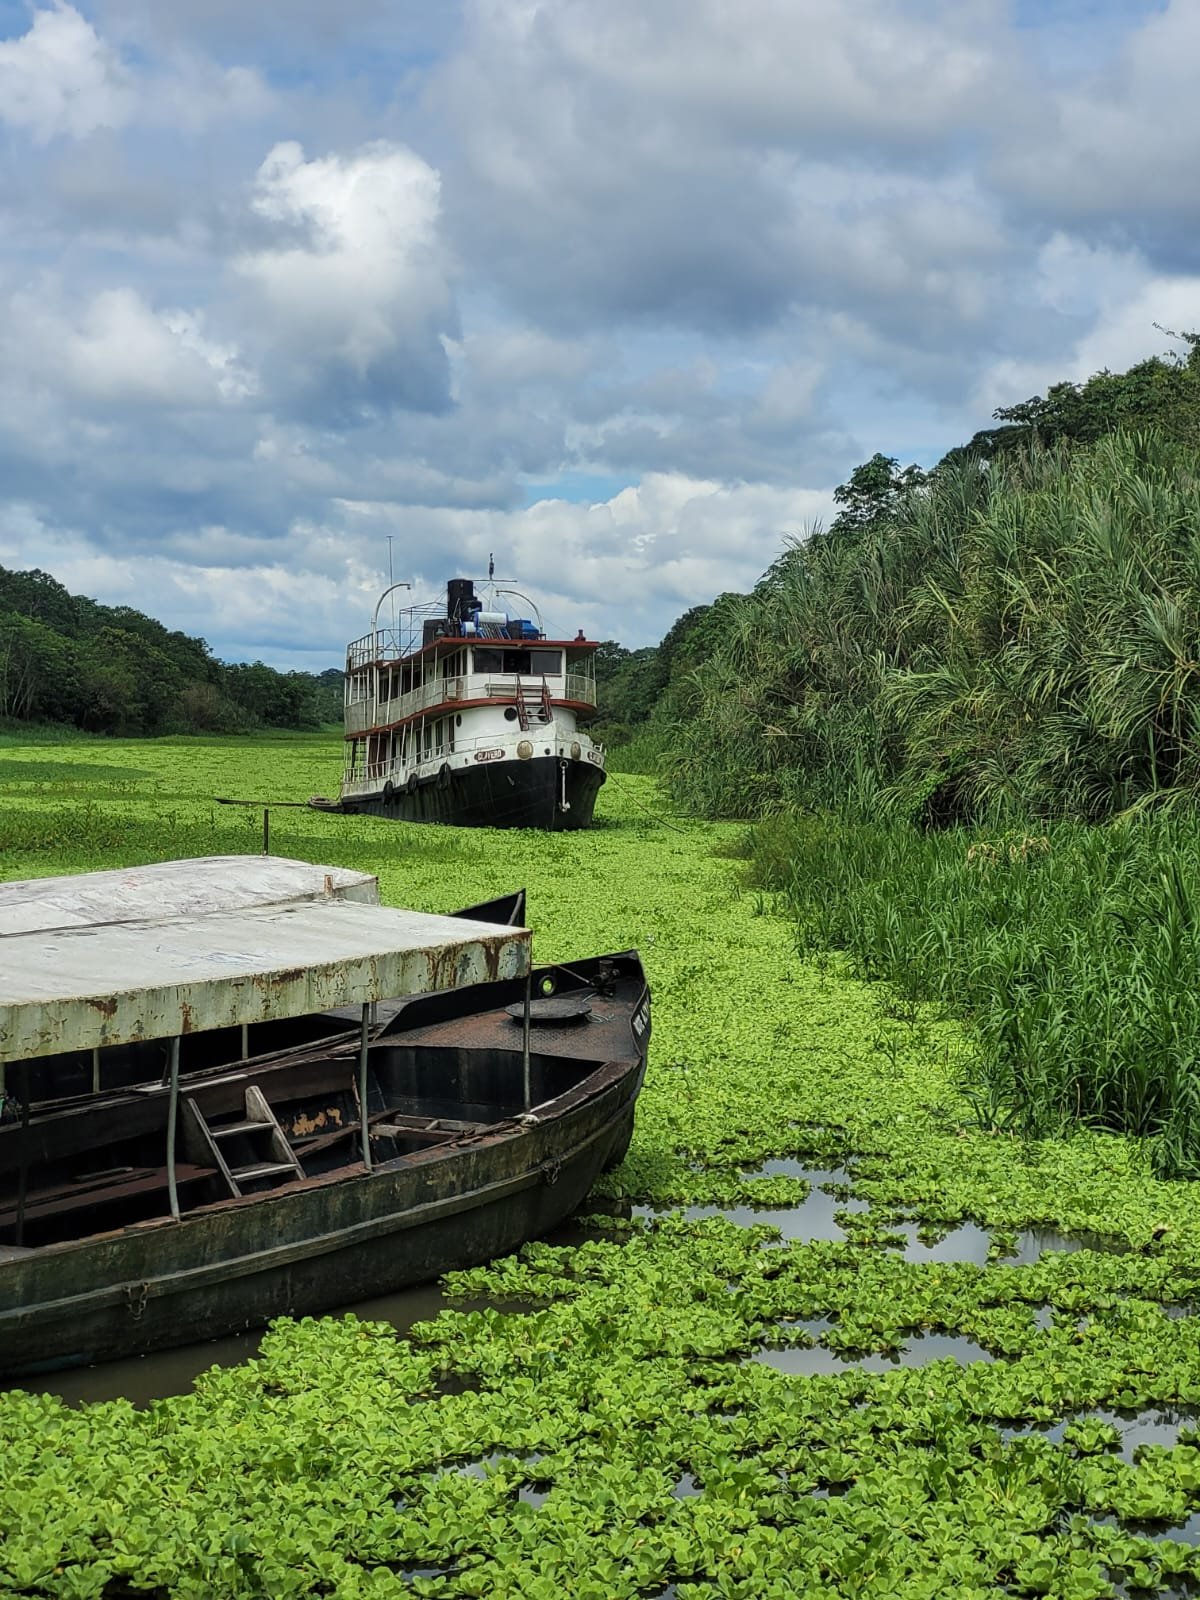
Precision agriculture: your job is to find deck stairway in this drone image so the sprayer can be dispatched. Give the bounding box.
[184,1086,304,1196]
[513,677,554,732]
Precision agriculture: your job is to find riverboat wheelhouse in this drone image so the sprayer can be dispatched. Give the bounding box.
[313,579,606,831]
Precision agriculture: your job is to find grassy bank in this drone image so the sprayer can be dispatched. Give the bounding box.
[744,811,1200,1179]
[2,735,1200,1597]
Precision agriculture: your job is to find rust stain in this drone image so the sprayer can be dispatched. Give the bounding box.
[86,996,118,1018]
[289,1106,343,1137]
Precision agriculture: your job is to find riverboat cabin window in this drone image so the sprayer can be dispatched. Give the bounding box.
[472,647,563,676]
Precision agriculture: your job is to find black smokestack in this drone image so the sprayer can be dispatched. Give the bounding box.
[447,578,476,622]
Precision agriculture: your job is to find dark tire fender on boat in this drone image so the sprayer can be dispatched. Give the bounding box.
[437,763,453,791]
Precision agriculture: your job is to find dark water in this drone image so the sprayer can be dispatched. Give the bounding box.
[5,1278,468,1409]
[1097,1508,1200,1546]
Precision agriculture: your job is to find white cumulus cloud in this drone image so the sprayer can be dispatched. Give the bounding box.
[1,285,254,408]
[235,140,458,418]
[0,4,133,142]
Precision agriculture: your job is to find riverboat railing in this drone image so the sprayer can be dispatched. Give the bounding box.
[341,726,606,793]
[345,670,597,735]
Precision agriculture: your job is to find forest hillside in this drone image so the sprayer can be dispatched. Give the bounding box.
[655,334,1200,825]
[0,565,342,735]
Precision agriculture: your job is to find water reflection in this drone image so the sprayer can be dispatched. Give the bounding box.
[895,1221,994,1265]
[892,1220,1127,1268]
[751,1329,993,1376]
[635,1164,869,1245]
[1096,1508,1200,1547]
[1002,1406,1199,1462]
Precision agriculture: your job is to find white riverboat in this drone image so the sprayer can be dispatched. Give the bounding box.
[311,578,607,830]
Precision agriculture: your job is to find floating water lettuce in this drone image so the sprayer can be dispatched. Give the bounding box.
[3,734,1200,1595]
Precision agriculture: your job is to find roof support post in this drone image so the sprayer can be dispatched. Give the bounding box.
[359,1004,373,1173]
[166,1036,181,1222]
[522,970,532,1111]
[14,1063,30,1248]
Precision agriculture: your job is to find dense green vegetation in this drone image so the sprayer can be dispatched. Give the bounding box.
[741,813,1200,1178]
[4,734,1200,1597]
[614,337,1200,1173]
[666,428,1200,826]
[591,606,717,747]
[0,566,342,735]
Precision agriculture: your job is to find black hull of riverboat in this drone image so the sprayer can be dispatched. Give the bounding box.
[0,1056,644,1377]
[324,755,606,831]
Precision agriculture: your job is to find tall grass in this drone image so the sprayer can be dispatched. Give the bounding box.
[604,727,667,775]
[747,811,1200,1177]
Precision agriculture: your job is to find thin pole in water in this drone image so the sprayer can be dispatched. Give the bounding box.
[359,1004,373,1172]
[263,807,270,855]
[166,1037,181,1221]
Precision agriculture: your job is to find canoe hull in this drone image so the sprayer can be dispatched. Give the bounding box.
[0,1058,641,1376]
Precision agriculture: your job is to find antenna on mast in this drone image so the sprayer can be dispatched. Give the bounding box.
[488,552,495,580]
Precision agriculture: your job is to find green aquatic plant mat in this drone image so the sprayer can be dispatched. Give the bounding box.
[2,736,1200,1597]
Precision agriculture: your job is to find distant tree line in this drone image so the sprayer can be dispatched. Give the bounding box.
[0,565,342,735]
[590,606,719,742]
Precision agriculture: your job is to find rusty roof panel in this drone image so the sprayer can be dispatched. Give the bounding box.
[0,856,379,936]
[0,900,529,1061]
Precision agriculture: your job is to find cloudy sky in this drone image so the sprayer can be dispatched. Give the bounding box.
[0,0,1194,667]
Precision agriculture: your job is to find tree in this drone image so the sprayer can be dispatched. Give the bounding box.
[828,453,927,537]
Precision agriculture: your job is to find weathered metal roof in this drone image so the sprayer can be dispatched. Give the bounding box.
[0,873,530,1062]
[0,855,378,937]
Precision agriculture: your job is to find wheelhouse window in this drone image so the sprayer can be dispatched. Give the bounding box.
[473,646,562,675]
